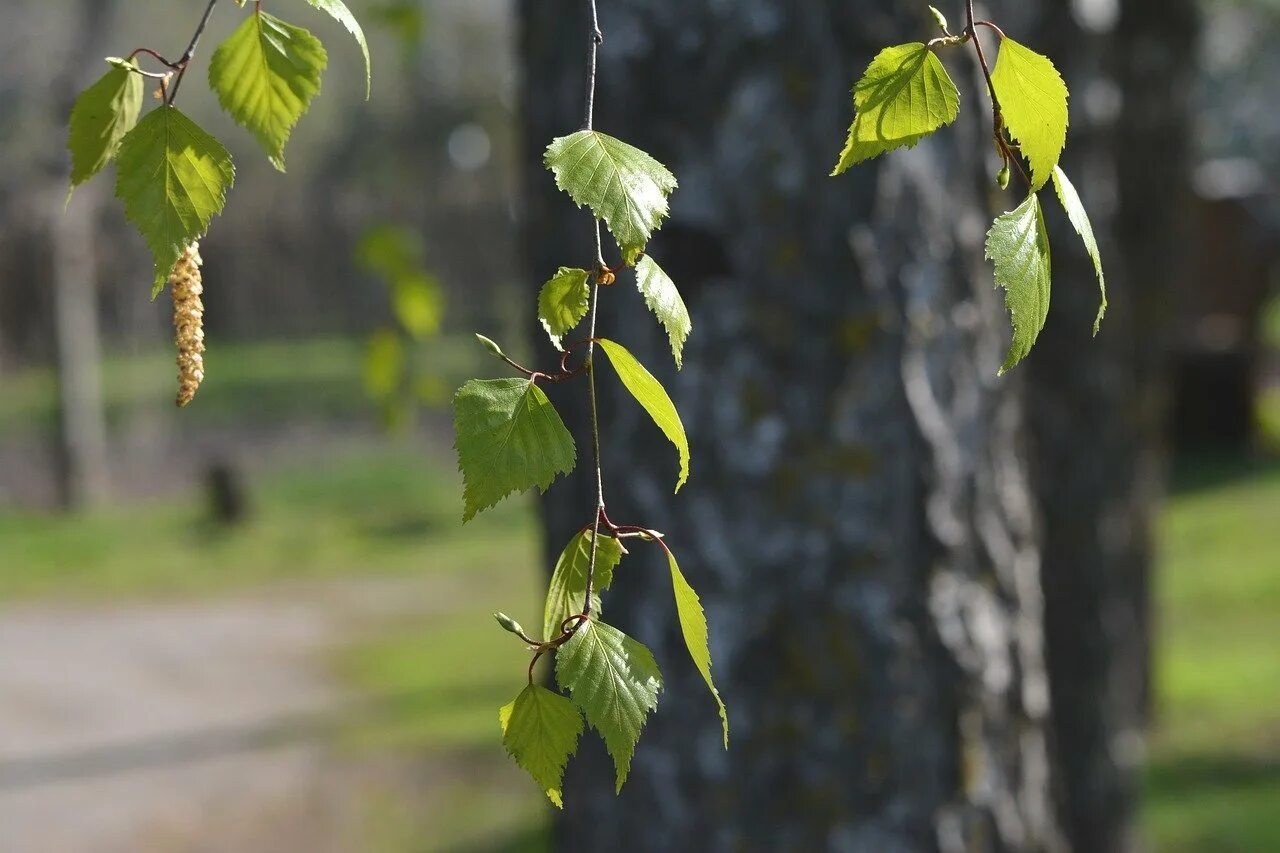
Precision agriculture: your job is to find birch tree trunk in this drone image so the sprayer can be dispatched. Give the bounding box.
[522,2,1063,849]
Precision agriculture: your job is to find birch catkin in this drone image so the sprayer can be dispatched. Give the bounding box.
[170,242,205,407]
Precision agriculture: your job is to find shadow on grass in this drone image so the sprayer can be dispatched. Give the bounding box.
[1147,753,1280,852]
[1169,452,1280,495]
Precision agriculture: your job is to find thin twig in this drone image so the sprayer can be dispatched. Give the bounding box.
[165,0,220,105]
[580,0,608,619]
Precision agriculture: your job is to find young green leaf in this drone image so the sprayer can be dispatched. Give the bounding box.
[544,530,625,640]
[499,684,584,808]
[305,0,371,98]
[1051,165,1107,334]
[544,131,677,265]
[208,11,328,171]
[665,547,728,748]
[67,59,144,194]
[555,619,662,791]
[453,378,576,521]
[831,43,960,175]
[595,339,690,492]
[537,267,591,350]
[115,107,235,296]
[634,255,692,369]
[986,193,1052,374]
[990,38,1069,190]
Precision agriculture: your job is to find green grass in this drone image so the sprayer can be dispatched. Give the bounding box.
[1146,457,1280,852]
[0,443,536,600]
[0,335,481,435]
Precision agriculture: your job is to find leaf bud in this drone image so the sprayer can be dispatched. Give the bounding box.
[494,612,526,637]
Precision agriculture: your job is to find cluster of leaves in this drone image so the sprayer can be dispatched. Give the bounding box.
[832,4,1107,373]
[452,130,725,804]
[65,0,371,297]
[357,224,448,429]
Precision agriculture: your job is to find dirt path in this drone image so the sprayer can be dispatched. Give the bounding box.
[0,575,490,853]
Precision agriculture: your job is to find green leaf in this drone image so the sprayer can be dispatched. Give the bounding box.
[595,339,689,492]
[1051,166,1107,334]
[544,131,677,265]
[67,59,144,194]
[665,547,728,748]
[208,10,328,171]
[537,267,591,350]
[831,43,960,175]
[363,329,404,400]
[986,193,1052,374]
[114,106,235,295]
[392,273,445,339]
[991,38,1069,190]
[634,255,692,369]
[453,378,576,521]
[305,0,371,98]
[555,620,662,791]
[544,530,625,640]
[499,684,584,808]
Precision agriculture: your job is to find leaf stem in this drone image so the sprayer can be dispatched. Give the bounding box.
[165,0,221,106]
[963,2,1029,189]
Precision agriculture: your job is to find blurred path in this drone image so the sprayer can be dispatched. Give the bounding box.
[0,575,479,853]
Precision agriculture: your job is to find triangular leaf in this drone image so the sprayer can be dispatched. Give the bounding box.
[991,38,1068,190]
[555,620,662,792]
[208,10,328,171]
[986,193,1052,374]
[544,530,625,640]
[305,0,371,98]
[537,267,591,350]
[595,339,689,492]
[831,43,960,175]
[453,378,576,521]
[67,59,144,193]
[499,684,584,808]
[544,131,677,265]
[115,106,235,295]
[665,547,728,748]
[1051,165,1107,334]
[634,255,691,369]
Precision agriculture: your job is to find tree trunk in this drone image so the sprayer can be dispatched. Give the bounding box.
[47,0,117,510]
[1023,1,1196,850]
[522,2,1062,849]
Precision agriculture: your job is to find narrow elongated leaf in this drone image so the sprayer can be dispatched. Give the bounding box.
[499,685,583,808]
[986,193,1052,373]
[537,267,591,350]
[831,43,960,174]
[595,339,689,492]
[453,378,576,521]
[991,38,1069,190]
[555,620,662,791]
[665,547,728,748]
[544,131,677,265]
[544,531,625,640]
[115,107,235,295]
[1051,165,1107,334]
[67,59,144,193]
[305,0,371,98]
[209,11,327,171]
[634,255,691,369]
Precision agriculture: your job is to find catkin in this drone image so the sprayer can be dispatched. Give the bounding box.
[170,242,205,408]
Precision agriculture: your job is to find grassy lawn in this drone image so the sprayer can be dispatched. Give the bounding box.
[1146,456,1280,852]
[0,443,535,600]
[0,335,482,436]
